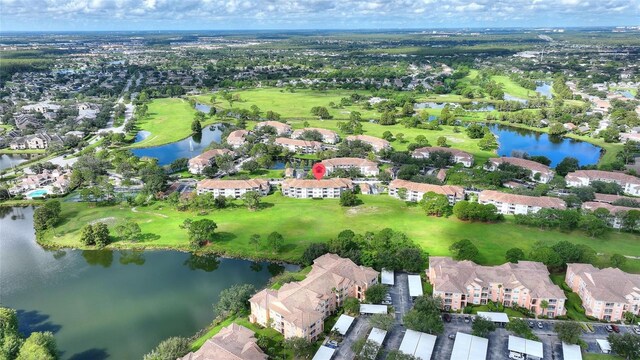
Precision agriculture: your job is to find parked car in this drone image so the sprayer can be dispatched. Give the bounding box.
[528,321,535,328]
[448,333,456,340]
[632,326,640,335]
[509,351,525,360]
[326,340,339,348]
[464,316,471,323]
[605,325,613,333]
[381,300,392,305]
[537,322,543,329]
[611,325,620,333]
[442,313,451,323]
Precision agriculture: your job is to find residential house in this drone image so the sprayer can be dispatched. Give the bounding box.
[188,149,233,174]
[565,264,640,321]
[226,130,249,148]
[485,157,555,183]
[428,257,566,317]
[9,133,63,150]
[178,323,267,360]
[274,138,323,154]
[412,147,474,167]
[255,121,292,135]
[582,202,638,229]
[388,179,464,205]
[478,190,566,215]
[320,157,379,177]
[565,170,640,196]
[345,135,391,153]
[9,168,71,195]
[281,178,353,199]
[249,254,378,340]
[196,179,270,199]
[292,128,339,144]
[593,193,639,205]
[14,114,41,131]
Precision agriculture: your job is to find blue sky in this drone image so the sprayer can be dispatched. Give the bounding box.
[1,0,639,32]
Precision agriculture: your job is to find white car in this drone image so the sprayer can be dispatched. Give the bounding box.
[633,326,640,335]
[509,351,525,360]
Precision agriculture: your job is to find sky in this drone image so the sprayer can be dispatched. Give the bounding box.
[1,0,639,32]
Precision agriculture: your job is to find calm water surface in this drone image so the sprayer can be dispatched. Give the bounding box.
[0,154,31,171]
[131,125,223,165]
[0,206,293,360]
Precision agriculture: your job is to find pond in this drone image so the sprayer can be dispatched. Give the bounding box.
[195,103,211,113]
[490,124,602,167]
[0,153,32,171]
[503,94,528,103]
[535,82,553,98]
[131,125,223,166]
[414,102,448,109]
[0,206,295,360]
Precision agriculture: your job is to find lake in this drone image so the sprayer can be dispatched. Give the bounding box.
[535,82,553,98]
[490,124,602,167]
[0,206,294,360]
[131,124,223,166]
[0,153,31,171]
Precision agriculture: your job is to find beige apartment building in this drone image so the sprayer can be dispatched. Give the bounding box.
[255,121,292,135]
[388,179,465,205]
[188,149,233,174]
[226,130,249,148]
[249,254,378,340]
[485,157,555,183]
[428,257,566,317]
[196,179,270,198]
[292,127,340,144]
[412,146,474,167]
[345,135,391,153]
[565,264,640,322]
[281,178,353,198]
[320,157,379,177]
[178,323,267,360]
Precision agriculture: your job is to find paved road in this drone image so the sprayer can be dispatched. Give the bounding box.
[334,317,371,360]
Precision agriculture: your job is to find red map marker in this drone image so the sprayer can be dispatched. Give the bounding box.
[312,163,326,180]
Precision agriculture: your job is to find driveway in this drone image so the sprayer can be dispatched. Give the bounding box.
[334,317,371,360]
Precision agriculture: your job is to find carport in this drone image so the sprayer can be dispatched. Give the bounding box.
[367,327,388,346]
[398,329,437,360]
[476,312,509,326]
[596,339,611,354]
[360,304,388,314]
[508,335,544,360]
[408,275,423,297]
[381,268,395,285]
[331,314,355,336]
[312,345,336,360]
[450,332,488,360]
[562,342,582,360]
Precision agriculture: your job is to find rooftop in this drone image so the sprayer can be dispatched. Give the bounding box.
[479,190,566,209]
[567,263,640,303]
[489,157,553,175]
[389,179,464,197]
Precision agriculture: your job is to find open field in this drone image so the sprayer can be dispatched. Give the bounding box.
[0,149,46,154]
[583,354,623,360]
[129,98,216,148]
[41,194,640,271]
[491,75,538,99]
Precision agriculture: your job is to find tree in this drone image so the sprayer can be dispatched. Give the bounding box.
[214,284,256,317]
[342,297,360,316]
[436,136,448,147]
[191,119,202,134]
[364,284,388,304]
[420,192,452,217]
[80,224,96,245]
[241,159,260,173]
[182,219,217,247]
[554,321,582,345]
[472,316,497,338]
[0,307,23,359]
[505,248,525,263]
[267,232,284,253]
[301,243,329,266]
[241,190,262,210]
[556,157,579,177]
[386,350,419,360]
[33,200,62,233]
[622,210,640,232]
[351,338,380,360]
[506,318,538,341]
[449,239,479,261]
[610,253,627,268]
[339,189,359,207]
[249,234,261,252]
[369,313,395,331]
[16,332,57,360]
[403,296,444,334]
[579,214,609,238]
[143,337,190,360]
[608,333,640,360]
[92,222,110,247]
[283,337,315,360]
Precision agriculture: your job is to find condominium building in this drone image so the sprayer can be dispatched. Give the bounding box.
[226,130,249,148]
[428,257,566,317]
[196,179,270,198]
[565,170,640,196]
[478,190,566,215]
[388,179,464,205]
[566,263,640,322]
[582,202,639,229]
[255,121,292,135]
[281,178,353,199]
[485,157,555,183]
[412,147,474,167]
[291,127,340,144]
[178,323,267,360]
[274,138,323,154]
[249,254,378,340]
[345,135,391,153]
[320,157,379,177]
[188,149,233,174]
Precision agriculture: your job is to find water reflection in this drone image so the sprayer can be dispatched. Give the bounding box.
[131,125,223,166]
[183,253,220,272]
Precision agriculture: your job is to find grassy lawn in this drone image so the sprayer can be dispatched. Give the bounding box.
[550,274,590,322]
[491,75,538,99]
[0,149,46,154]
[129,98,216,148]
[41,194,640,268]
[583,354,624,360]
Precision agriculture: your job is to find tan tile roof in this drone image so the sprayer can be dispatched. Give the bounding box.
[389,179,464,197]
[274,137,323,148]
[478,190,566,209]
[567,263,640,303]
[489,157,553,176]
[412,146,473,161]
[292,128,338,141]
[566,170,640,186]
[197,179,269,191]
[227,130,248,144]
[255,121,291,133]
[282,178,353,190]
[321,157,378,169]
[593,193,635,204]
[178,323,267,360]
[189,149,232,166]
[345,135,390,150]
[582,201,639,214]
[430,256,565,299]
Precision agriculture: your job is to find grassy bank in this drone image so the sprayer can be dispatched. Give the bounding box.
[0,149,46,154]
[40,194,640,270]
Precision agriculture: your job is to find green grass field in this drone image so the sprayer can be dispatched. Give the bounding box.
[583,354,623,360]
[491,75,538,99]
[0,149,46,154]
[129,98,215,148]
[41,194,640,270]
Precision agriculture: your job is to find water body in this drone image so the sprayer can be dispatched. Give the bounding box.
[490,124,601,167]
[195,103,211,113]
[131,125,223,165]
[414,102,448,109]
[0,153,31,171]
[0,206,292,360]
[535,82,553,98]
[503,94,528,103]
[619,91,634,99]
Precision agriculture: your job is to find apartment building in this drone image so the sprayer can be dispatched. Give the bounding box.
[291,127,340,144]
[485,157,555,183]
[388,179,464,205]
[320,157,379,177]
[583,202,639,229]
[255,121,292,135]
[565,170,640,196]
[345,135,391,153]
[274,138,323,154]
[281,178,353,199]
[566,263,640,322]
[196,179,270,198]
[478,190,566,215]
[188,149,233,174]
[412,146,474,167]
[226,130,249,148]
[428,257,566,317]
[178,323,267,360]
[249,254,378,340]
